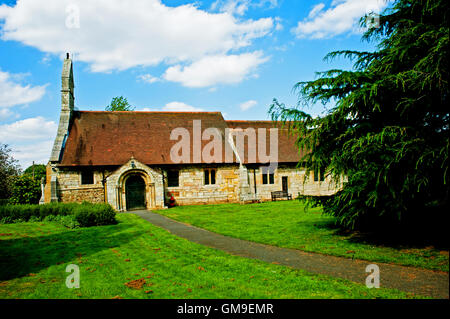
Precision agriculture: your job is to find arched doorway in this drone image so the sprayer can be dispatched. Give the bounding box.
[125,175,146,210]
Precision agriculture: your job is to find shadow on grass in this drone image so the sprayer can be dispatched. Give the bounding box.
[313,219,449,250]
[0,221,145,281]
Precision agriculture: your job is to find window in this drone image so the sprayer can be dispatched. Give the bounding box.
[314,166,325,182]
[204,169,216,185]
[262,171,274,184]
[81,169,94,185]
[167,170,179,187]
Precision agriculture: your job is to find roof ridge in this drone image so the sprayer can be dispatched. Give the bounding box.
[76,110,223,114]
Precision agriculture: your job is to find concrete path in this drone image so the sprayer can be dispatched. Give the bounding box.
[132,210,449,299]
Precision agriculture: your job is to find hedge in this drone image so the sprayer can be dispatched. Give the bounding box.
[0,202,117,228]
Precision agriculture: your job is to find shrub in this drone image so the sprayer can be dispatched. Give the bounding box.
[43,215,80,229]
[0,202,116,228]
[9,175,41,205]
[73,203,117,227]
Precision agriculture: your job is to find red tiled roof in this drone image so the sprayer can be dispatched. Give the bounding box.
[59,111,302,166]
[226,120,303,164]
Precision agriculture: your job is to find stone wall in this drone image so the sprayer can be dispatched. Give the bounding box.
[166,164,341,206]
[44,165,112,204]
[166,165,240,205]
[60,187,104,203]
[46,162,341,209]
[247,164,340,201]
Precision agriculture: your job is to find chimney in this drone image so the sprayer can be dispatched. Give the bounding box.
[49,53,75,162]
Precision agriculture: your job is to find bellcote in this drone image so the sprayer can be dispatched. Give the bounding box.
[61,53,74,112]
[49,53,75,162]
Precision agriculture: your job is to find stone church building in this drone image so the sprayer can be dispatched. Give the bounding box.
[44,55,340,211]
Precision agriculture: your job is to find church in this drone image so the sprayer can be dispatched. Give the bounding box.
[44,54,340,211]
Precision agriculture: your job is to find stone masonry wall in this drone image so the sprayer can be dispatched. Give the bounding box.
[45,167,111,204]
[48,163,341,208]
[167,164,341,206]
[247,164,340,201]
[167,165,240,205]
[60,187,104,203]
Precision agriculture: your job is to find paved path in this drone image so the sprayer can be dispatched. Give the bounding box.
[132,210,449,299]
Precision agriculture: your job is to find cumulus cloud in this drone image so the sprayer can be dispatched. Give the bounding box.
[210,0,279,16]
[292,0,388,39]
[0,116,57,169]
[162,102,204,112]
[163,52,268,88]
[137,74,160,84]
[0,0,273,73]
[137,102,205,112]
[239,100,257,111]
[211,0,250,16]
[0,108,19,121]
[0,116,57,141]
[0,70,47,117]
[10,140,55,170]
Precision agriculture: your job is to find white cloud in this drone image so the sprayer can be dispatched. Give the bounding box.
[211,0,278,16]
[163,52,268,88]
[137,74,160,84]
[10,140,54,169]
[0,70,47,113]
[211,0,250,16]
[0,116,57,141]
[292,0,388,39]
[274,17,283,31]
[239,100,257,111]
[162,102,204,112]
[137,102,205,112]
[0,0,273,73]
[0,116,57,169]
[308,3,325,19]
[0,108,19,121]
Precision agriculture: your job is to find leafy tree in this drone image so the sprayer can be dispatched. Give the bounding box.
[23,163,47,183]
[105,96,134,111]
[270,0,449,234]
[0,144,20,200]
[9,175,43,205]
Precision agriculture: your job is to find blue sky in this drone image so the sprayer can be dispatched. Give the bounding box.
[0,0,388,169]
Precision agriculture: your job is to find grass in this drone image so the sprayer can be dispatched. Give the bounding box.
[156,201,449,272]
[0,213,416,299]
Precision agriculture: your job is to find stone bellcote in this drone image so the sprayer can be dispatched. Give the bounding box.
[49,53,75,162]
[61,52,74,111]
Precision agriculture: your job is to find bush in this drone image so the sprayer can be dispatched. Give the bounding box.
[43,215,80,229]
[73,203,117,227]
[9,175,41,205]
[0,202,116,228]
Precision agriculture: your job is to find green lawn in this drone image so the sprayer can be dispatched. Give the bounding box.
[156,201,449,272]
[0,213,415,299]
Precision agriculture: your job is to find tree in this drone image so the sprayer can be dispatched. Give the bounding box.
[23,163,47,183]
[105,96,134,111]
[9,175,41,205]
[270,0,449,235]
[0,144,21,200]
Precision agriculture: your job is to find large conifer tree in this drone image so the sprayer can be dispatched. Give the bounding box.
[270,0,449,234]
